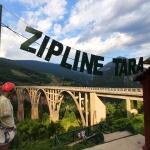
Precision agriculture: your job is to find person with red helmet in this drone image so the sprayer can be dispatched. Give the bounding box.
[0,82,17,150]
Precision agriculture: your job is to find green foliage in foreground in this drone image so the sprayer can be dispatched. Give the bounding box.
[10,114,144,150]
[111,114,144,135]
[106,101,143,125]
[9,99,144,150]
[11,138,96,150]
[10,120,95,150]
[105,100,144,135]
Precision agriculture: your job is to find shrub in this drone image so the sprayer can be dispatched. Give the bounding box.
[111,118,130,131]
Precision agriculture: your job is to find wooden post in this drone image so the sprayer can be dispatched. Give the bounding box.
[134,67,150,150]
[0,4,2,53]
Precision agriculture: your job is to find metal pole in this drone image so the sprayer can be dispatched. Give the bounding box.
[0,4,2,55]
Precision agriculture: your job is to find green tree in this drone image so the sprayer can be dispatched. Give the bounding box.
[106,102,116,124]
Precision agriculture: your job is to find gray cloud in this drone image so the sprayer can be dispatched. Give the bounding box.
[76,0,150,52]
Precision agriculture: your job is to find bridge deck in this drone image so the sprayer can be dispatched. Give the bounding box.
[16,86,143,97]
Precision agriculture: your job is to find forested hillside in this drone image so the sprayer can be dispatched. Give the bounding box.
[0,58,83,86]
[14,60,92,85]
[0,57,143,87]
[90,58,143,88]
[90,67,142,88]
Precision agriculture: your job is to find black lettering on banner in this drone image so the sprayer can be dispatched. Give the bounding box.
[20,26,144,76]
[45,40,63,61]
[136,57,143,73]
[37,36,50,58]
[20,26,42,54]
[113,58,122,76]
[93,56,104,75]
[60,46,72,70]
[80,53,95,74]
[128,58,136,75]
[73,50,81,71]
[119,59,127,76]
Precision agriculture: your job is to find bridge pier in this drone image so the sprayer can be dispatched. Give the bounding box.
[130,100,138,115]
[126,99,131,118]
[126,99,139,118]
[90,93,106,126]
[50,111,59,122]
[16,88,25,121]
[18,100,24,121]
[85,93,88,127]
[31,103,39,119]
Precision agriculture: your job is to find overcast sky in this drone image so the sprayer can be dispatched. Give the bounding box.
[0,0,150,67]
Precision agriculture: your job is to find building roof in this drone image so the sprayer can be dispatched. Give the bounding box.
[143,57,150,64]
[134,67,150,82]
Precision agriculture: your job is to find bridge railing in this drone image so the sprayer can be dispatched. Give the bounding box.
[16,86,143,96]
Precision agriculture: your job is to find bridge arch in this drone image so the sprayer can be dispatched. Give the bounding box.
[56,90,86,126]
[31,88,54,120]
[16,87,50,120]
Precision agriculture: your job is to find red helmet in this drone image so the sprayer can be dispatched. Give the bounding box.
[2,82,15,91]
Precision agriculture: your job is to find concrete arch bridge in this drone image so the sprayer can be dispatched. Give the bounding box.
[15,86,143,126]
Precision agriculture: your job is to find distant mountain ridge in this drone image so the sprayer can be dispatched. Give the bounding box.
[13,59,92,85]
[90,57,142,88]
[0,58,91,86]
[0,57,142,87]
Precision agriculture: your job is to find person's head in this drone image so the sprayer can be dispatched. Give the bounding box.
[1,82,16,98]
